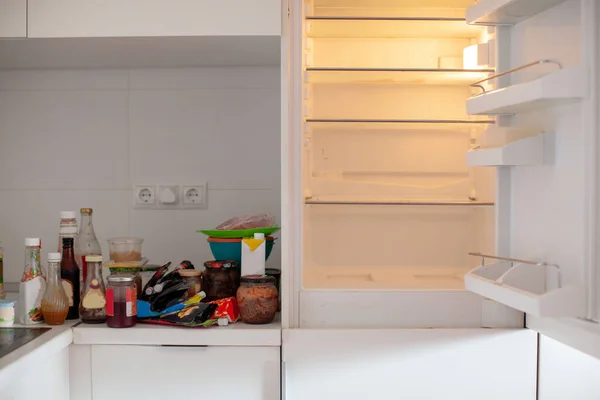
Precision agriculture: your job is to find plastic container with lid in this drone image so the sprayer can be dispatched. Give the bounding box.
[178,269,202,297]
[236,275,278,324]
[0,299,16,327]
[202,260,240,302]
[106,275,137,328]
[108,237,144,262]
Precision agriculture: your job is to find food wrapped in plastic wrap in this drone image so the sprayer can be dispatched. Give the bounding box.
[215,213,275,230]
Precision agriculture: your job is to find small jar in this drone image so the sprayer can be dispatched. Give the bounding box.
[178,269,202,297]
[236,275,278,325]
[202,261,240,302]
[106,275,137,328]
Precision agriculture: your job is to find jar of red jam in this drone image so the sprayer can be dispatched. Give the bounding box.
[202,260,240,302]
[236,275,278,324]
[106,275,137,328]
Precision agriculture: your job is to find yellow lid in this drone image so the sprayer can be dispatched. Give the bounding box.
[85,255,102,262]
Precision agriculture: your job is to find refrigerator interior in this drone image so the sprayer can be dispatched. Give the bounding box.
[301,0,496,294]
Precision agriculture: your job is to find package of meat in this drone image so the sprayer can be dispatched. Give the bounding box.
[215,213,275,230]
[207,297,240,323]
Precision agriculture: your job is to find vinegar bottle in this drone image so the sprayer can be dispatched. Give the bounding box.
[61,237,80,319]
[41,252,69,325]
[77,208,101,293]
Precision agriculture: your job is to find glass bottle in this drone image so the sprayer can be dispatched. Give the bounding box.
[106,275,137,328]
[41,252,69,325]
[77,208,101,292]
[58,211,78,253]
[0,242,5,300]
[61,237,80,320]
[80,255,106,324]
[17,238,45,324]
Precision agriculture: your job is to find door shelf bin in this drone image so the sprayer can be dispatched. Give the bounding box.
[464,261,585,317]
[466,134,545,167]
[467,66,586,115]
[466,0,569,26]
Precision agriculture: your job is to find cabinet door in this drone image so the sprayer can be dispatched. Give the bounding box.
[0,0,26,38]
[283,329,537,400]
[28,0,281,38]
[91,345,280,400]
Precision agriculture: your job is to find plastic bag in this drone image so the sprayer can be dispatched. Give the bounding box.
[215,213,275,230]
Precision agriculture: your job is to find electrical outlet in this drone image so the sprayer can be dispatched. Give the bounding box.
[134,185,156,208]
[182,184,208,209]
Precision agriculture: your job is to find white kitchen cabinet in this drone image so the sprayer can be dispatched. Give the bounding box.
[3,345,70,400]
[0,0,26,38]
[27,0,281,38]
[90,345,280,400]
[282,329,537,399]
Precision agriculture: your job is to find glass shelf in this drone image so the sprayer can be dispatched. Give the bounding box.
[305,68,494,85]
[306,17,483,39]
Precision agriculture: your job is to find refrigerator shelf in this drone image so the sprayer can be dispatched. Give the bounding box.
[464,253,585,317]
[466,134,545,167]
[305,198,494,206]
[305,68,494,85]
[305,17,483,39]
[466,0,569,26]
[466,66,586,115]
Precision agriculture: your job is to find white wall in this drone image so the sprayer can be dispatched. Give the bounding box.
[0,67,281,282]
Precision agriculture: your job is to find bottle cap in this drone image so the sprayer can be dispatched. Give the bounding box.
[254,233,265,240]
[80,208,93,215]
[85,255,102,262]
[48,252,62,262]
[60,211,77,219]
[217,317,229,326]
[25,238,40,247]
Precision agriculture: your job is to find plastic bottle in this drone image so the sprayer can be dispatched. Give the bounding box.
[58,211,78,254]
[41,252,69,325]
[61,237,80,320]
[77,208,101,293]
[16,238,46,324]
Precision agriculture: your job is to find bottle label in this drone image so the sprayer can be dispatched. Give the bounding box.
[126,289,136,317]
[61,279,74,307]
[106,288,114,316]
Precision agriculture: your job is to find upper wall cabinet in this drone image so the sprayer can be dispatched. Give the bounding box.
[27,0,282,38]
[0,0,26,38]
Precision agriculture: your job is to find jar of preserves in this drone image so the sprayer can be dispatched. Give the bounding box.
[106,275,136,328]
[202,261,240,302]
[178,269,202,297]
[236,275,278,324]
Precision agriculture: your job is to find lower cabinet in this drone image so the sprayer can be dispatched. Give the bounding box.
[88,345,280,400]
[4,345,70,400]
[283,329,538,400]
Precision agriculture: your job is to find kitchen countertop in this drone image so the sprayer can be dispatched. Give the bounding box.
[0,320,77,390]
[73,314,282,346]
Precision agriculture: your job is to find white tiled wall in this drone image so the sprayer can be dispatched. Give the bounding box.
[0,67,281,282]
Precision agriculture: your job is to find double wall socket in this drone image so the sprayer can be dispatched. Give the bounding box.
[133,184,207,209]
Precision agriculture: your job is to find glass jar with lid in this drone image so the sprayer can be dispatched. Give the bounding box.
[202,260,240,301]
[236,275,278,324]
[106,275,137,328]
[108,266,142,300]
[178,269,202,297]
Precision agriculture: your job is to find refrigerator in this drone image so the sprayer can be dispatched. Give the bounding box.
[280,0,599,398]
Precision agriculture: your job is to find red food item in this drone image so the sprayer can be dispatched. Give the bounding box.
[207,297,240,323]
[215,214,275,230]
